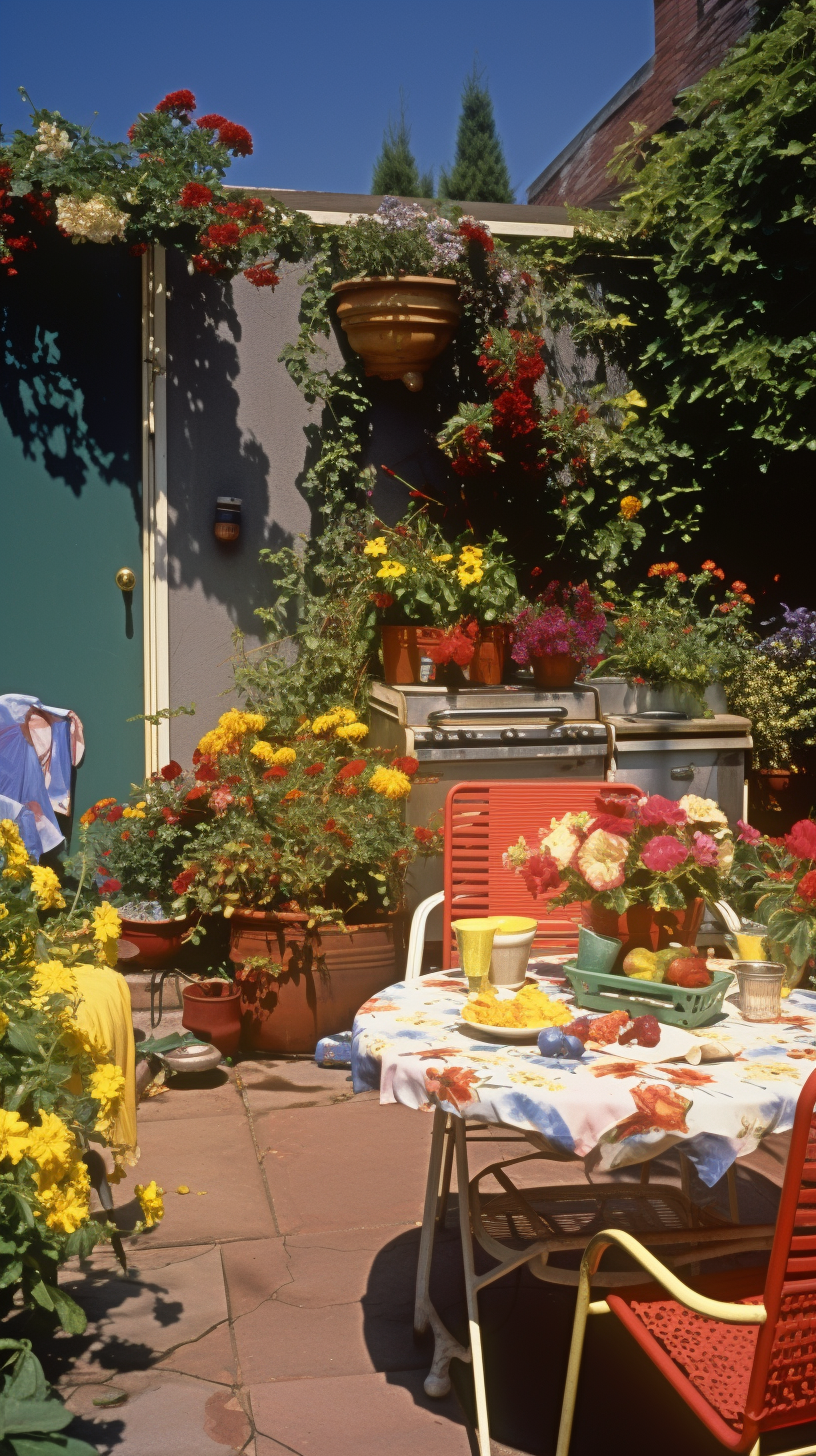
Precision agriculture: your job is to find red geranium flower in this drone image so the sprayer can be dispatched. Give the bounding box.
[185,785,207,801]
[641,836,689,872]
[161,760,183,781]
[787,820,816,861]
[196,113,228,131]
[282,789,303,802]
[262,766,289,781]
[162,806,180,825]
[638,795,687,827]
[243,264,279,288]
[304,762,325,776]
[217,121,253,156]
[414,826,435,845]
[105,805,124,823]
[392,756,419,776]
[370,592,394,609]
[337,760,367,780]
[192,253,224,275]
[179,182,213,210]
[203,222,241,249]
[209,786,234,814]
[458,219,494,252]
[798,869,816,902]
[172,865,199,895]
[155,89,196,114]
[99,877,121,894]
[195,761,219,783]
[97,865,110,878]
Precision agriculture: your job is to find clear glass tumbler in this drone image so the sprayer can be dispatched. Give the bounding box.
[735,961,785,1021]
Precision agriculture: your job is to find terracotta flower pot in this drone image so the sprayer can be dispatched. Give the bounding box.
[380,625,445,684]
[331,276,461,390]
[468,625,506,686]
[229,910,402,1054]
[117,914,193,969]
[761,768,793,795]
[181,980,242,1058]
[580,898,705,973]
[531,654,582,689]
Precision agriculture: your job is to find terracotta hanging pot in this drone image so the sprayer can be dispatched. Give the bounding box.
[531,654,582,689]
[331,276,461,390]
[580,899,705,973]
[229,910,403,1054]
[760,767,793,795]
[181,980,242,1058]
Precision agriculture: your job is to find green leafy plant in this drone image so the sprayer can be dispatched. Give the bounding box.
[68,764,197,913]
[728,818,816,974]
[0,1338,97,1456]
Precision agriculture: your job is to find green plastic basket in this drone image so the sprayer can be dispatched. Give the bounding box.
[562,961,733,1029]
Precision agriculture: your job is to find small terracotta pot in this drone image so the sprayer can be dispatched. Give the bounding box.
[182,980,242,1058]
[331,276,461,390]
[229,910,401,1054]
[117,915,193,969]
[580,898,705,973]
[380,625,444,684]
[531,654,582,689]
[761,768,793,794]
[468,626,506,686]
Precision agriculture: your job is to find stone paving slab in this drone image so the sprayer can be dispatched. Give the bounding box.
[237,1057,355,1114]
[251,1369,472,1456]
[67,1372,251,1455]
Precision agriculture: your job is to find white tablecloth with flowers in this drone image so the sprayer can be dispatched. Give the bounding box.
[352,965,816,1186]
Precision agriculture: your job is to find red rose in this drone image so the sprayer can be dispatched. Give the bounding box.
[161,760,183,781]
[641,836,689,872]
[155,89,196,114]
[786,820,816,861]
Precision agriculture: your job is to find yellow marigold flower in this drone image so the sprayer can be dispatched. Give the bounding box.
[0,819,30,880]
[197,709,266,757]
[250,741,276,762]
[271,746,297,764]
[311,708,358,735]
[29,865,66,911]
[0,1009,7,1038]
[376,560,407,580]
[335,722,368,742]
[92,903,121,967]
[26,1111,75,1180]
[135,1179,165,1228]
[31,961,78,1006]
[432,553,453,564]
[619,495,642,520]
[0,1109,30,1165]
[369,766,412,800]
[363,537,388,557]
[457,566,483,587]
[621,389,647,409]
[90,1063,125,1123]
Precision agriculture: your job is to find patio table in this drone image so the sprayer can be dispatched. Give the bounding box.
[351,963,816,1454]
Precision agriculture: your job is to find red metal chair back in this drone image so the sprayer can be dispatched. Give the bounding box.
[442,779,641,964]
[745,1065,816,1433]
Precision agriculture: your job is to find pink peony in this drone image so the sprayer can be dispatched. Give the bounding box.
[576,829,628,892]
[641,835,689,873]
[637,795,687,827]
[736,819,761,845]
[786,819,816,861]
[691,831,719,867]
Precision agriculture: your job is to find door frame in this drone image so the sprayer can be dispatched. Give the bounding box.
[141,246,170,774]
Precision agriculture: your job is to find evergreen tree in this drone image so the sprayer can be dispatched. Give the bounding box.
[439,67,515,204]
[371,103,433,198]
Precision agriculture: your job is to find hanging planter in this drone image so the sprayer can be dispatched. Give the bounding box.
[331,276,461,391]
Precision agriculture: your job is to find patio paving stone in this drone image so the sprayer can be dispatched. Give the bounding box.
[237,1056,355,1114]
[251,1369,472,1456]
[66,1372,251,1455]
[219,1236,293,1319]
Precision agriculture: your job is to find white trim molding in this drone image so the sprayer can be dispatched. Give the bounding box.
[141,246,170,774]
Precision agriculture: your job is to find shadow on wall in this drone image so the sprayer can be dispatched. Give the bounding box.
[165,252,294,639]
[0,232,142,511]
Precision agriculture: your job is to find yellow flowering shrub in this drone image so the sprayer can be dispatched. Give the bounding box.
[197,709,266,757]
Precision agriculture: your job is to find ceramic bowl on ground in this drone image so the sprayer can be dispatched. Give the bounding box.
[162,1043,223,1073]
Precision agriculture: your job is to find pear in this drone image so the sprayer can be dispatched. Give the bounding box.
[622,947,661,981]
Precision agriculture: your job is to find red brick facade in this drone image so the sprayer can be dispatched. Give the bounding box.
[528,0,755,207]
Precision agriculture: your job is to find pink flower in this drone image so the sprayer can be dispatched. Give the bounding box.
[691,831,719,867]
[737,819,761,845]
[576,830,628,892]
[786,820,816,861]
[638,795,687,827]
[641,835,689,873]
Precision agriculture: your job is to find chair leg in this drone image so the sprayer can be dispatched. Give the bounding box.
[437,1117,455,1228]
[454,1117,491,1456]
[555,1252,595,1456]
[414,1108,448,1336]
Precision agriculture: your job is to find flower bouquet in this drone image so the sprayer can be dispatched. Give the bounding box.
[504,791,735,968]
[727,816,816,988]
[510,581,607,688]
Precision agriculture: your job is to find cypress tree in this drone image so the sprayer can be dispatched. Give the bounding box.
[371,103,433,198]
[438,67,514,204]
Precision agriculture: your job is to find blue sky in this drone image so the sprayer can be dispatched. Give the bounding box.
[2,1,654,201]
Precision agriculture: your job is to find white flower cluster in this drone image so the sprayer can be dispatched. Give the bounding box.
[32,119,72,160]
[426,217,464,267]
[55,193,128,245]
[375,196,428,232]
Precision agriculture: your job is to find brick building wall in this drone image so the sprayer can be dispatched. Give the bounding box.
[528,0,755,207]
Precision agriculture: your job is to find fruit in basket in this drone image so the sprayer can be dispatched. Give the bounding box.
[664,956,711,988]
[538,1027,585,1059]
[619,1014,661,1048]
[622,948,663,981]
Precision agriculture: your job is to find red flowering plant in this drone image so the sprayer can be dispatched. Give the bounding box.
[726,818,816,982]
[592,560,755,711]
[167,707,439,928]
[503,790,734,917]
[510,581,606,671]
[0,90,309,282]
[69,761,197,914]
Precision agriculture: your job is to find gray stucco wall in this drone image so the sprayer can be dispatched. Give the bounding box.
[165,254,328,764]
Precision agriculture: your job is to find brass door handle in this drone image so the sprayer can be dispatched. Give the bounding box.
[115,568,136,592]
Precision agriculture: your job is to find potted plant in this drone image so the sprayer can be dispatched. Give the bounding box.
[728,816,816,990]
[170,706,441,1052]
[503,789,735,969]
[330,198,514,390]
[362,502,519,685]
[74,762,198,966]
[591,560,754,716]
[510,581,607,688]
[725,605,816,807]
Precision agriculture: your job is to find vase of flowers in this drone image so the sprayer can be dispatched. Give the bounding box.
[728,816,816,990]
[169,706,439,1051]
[510,582,607,688]
[503,788,733,971]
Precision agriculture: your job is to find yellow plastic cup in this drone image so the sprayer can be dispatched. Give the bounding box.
[453,917,503,994]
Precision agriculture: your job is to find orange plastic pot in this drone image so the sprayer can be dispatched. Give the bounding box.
[181,980,242,1058]
[580,898,705,973]
[229,911,401,1054]
[531,654,581,689]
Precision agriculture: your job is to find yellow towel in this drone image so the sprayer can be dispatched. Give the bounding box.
[74,965,138,1173]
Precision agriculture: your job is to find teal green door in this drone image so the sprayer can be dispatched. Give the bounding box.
[0,234,145,844]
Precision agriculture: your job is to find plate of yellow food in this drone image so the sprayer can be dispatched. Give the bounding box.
[460,983,573,1041]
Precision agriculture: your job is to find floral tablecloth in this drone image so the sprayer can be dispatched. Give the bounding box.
[351,965,816,1187]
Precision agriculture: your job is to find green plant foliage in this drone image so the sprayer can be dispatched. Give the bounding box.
[371,104,433,198]
[722,653,816,769]
[438,67,514,204]
[0,1339,98,1455]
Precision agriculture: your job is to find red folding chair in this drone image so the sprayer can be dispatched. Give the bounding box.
[405,778,642,978]
[557,1064,816,1456]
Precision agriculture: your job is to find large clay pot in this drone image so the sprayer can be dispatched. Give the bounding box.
[531,654,581,689]
[230,911,402,1054]
[181,980,242,1058]
[332,276,461,390]
[580,898,705,973]
[118,914,192,969]
[469,626,506,686]
[381,625,444,684]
